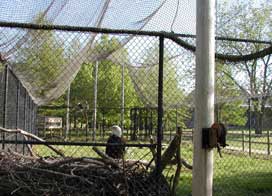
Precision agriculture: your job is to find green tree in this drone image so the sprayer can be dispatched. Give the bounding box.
[130,45,188,129]
[217,0,272,133]
[15,13,66,100]
[215,63,247,126]
[70,35,141,126]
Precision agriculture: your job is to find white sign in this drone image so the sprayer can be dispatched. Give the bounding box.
[44,117,62,129]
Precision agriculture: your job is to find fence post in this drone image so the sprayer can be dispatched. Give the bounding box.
[121,63,125,131]
[192,0,215,196]
[174,107,178,140]
[267,129,270,155]
[242,129,245,151]
[15,79,20,152]
[248,98,252,156]
[93,61,98,141]
[2,64,9,150]
[156,35,164,176]
[65,85,70,140]
[23,90,27,154]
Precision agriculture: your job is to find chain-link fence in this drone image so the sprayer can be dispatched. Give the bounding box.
[0,64,37,153]
[0,14,272,196]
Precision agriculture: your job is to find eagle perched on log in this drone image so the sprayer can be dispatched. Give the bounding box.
[105,125,126,159]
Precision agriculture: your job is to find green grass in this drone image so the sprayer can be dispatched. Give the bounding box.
[176,142,272,196]
[227,130,271,153]
[33,141,272,196]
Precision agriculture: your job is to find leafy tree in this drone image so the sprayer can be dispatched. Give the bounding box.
[15,13,66,100]
[70,35,141,127]
[216,63,247,126]
[131,45,188,129]
[217,0,272,133]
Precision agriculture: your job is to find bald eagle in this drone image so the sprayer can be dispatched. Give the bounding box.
[106,125,126,159]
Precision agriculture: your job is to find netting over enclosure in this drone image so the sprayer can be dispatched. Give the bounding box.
[0,0,272,196]
[0,0,271,105]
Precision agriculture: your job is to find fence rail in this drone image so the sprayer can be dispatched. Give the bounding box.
[176,129,272,156]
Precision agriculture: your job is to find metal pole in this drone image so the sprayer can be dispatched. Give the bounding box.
[174,107,178,140]
[267,129,270,155]
[248,98,252,156]
[93,61,98,141]
[23,90,27,154]
[2,64,8,150]
[15,81,20,152]
[121,63,125,131]
[156,35,164,175]
[65,85,70,140]
[242,129,245,151]
[192,0,215,196]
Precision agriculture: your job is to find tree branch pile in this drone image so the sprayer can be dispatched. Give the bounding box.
[0,149,170,196]
[0,126,193,195]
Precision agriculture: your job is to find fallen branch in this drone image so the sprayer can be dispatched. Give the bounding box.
[171,129,182,196]
[7,149,38,161]
[22,135,38,158]
[160,132,181,171]
[0,127,64,157]
[169,158,193,170]
[125,159,156,170]
[92,146,120,168]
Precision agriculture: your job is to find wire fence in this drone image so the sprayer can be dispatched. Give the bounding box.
[0,22,271,196]
[0,64,37,153]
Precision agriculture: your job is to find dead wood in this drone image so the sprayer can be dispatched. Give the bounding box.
[0,150,170,196]
[92,146,120,168]
[22,135,38,158]
[0,127,64,157]
[160,131,182,171]
[169,158,193,170]
[171,129,182,196]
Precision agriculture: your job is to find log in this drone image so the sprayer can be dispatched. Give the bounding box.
[0,127,64,157]
[171,129,182,196]
[92,146,120,168]
[124,159,156,170]
[169,158,193,170]
[160,132,181,171]
[7,149,38,161]
[22,135,38,158]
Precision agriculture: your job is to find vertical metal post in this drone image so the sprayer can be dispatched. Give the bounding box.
[242,129,245,151]
[65,85,70,140]
[29,99,32,134]
[267,129,270,155]
[23,91,27,155]
[28,96,31,132]
[33,104,37,136]
[121,63,125,131]
[174,107,178,140]
[93,61,98,141]
[15,80,20,152]
[192,0,215,196]
[156,35,164,175]
[248,98,252,156]
[102,111,105,138]
[2,64,8,150]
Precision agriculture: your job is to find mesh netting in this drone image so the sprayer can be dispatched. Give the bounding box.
[0,0,272,195]
[0,0,271,105]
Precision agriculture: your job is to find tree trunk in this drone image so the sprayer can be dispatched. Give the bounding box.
[255,111,263,134]
[254,99,266,135]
